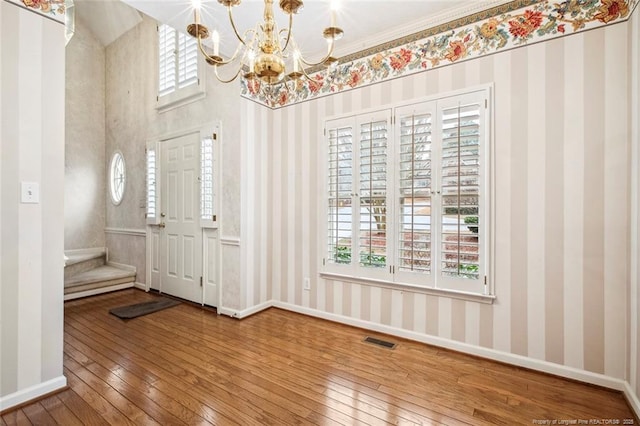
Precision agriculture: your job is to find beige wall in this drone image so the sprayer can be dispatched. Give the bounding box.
[65,19,106,251]
[242,21,631,380]
[105,15,243,305]
[0,1,66,407]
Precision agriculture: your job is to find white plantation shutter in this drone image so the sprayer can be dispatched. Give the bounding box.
[158,24,176,97]
[396,108,434,285]
[358,119,388,269]
[437,95,485,293]
[146,147,158,225]
[158,24,198,98]
[440,102,481,279]
[326,121,354,267]
[200,134,215,225]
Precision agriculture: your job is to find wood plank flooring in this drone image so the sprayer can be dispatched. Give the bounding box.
[3,289,637,425]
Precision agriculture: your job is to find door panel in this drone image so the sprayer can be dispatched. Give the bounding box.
[159,132,203,303]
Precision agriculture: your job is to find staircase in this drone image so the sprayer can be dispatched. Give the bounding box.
[64,248,136,301]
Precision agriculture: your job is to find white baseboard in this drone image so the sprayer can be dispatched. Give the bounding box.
[134,282,148,291]
[273,301,637,401]
[217,300,272,319]
[623,381,640,419]
[106,261,136,272]
[63,282,135,301]
[0,376,67,412]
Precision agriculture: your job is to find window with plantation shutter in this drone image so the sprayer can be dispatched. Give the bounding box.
[157,23,204,111]
[200,134,216,227]
[325,111,392,281]
[322,87,491,297]
[146,148,157,223]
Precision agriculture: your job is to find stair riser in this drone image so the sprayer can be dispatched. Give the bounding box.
[64,276,135,295]
[64,256,106,279]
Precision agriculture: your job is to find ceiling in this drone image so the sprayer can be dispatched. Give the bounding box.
[76,0,511,59]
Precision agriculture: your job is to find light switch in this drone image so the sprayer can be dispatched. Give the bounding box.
[21,182,39,204]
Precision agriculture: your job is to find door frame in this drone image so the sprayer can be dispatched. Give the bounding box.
[144,122,221,308]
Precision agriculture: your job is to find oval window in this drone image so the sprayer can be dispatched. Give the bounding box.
[109,151,126,205]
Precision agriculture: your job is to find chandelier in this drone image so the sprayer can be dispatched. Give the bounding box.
[187,0,343,88]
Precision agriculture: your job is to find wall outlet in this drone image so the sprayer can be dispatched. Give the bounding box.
[303,277,311,291]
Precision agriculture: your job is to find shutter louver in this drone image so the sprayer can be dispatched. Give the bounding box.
[440,103,481,280]
[327,125,353,265]
[398,113,432,274]
[359,120,387,268]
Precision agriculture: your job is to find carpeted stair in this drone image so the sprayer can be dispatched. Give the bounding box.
[64,248,136,301]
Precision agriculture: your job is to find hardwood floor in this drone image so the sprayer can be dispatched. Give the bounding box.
[2,289,637,425]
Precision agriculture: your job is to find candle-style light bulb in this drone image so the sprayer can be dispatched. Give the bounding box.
[212,30,220,56]
[192,0,201,24]
[293,50,300,73]
[248,49,255,73]
[330,0,340,27]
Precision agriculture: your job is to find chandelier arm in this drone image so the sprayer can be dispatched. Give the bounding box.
[227,5,247,47]
[298,39,336,67]
[196,35,244,66]
[281,13,293,52]
[213,65,243,84]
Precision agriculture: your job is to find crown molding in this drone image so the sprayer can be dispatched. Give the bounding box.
[333,0,515,58]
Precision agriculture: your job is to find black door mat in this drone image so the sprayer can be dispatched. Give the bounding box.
[109,297,180,319]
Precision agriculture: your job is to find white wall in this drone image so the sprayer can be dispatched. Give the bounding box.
[0,1,66,410]
[65,18,107,251]
[241,20,632,384]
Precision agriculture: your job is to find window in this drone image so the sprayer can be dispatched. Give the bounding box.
[200,133,216,227]
[109,151,126,205]
[323,87,490,295]
[157,23,203,110]
[146,147,157,223]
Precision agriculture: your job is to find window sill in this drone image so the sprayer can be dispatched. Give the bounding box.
[319,272,496,304]
[156,86,206,114]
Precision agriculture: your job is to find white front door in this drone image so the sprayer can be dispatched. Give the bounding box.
[159,132,202,303]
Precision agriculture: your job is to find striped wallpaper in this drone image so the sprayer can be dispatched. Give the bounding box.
[631,7,640,402]
[0,1,66,408]
[241,19,632,383]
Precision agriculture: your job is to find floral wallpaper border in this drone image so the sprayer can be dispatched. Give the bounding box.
[8,0,67,22]
[241,0,639,108]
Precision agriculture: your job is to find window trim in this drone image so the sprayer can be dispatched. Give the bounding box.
[156,23,206,113]
[320,84,495,302]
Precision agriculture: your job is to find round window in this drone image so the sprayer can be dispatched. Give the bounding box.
[109,151,126,205]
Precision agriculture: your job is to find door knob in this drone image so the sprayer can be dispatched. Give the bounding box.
[158,222,166,228]
[160,213,166,217]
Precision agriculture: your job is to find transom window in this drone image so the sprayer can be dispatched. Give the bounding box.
[323,87,491,296]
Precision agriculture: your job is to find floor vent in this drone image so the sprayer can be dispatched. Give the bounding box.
[364,336,397,349]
